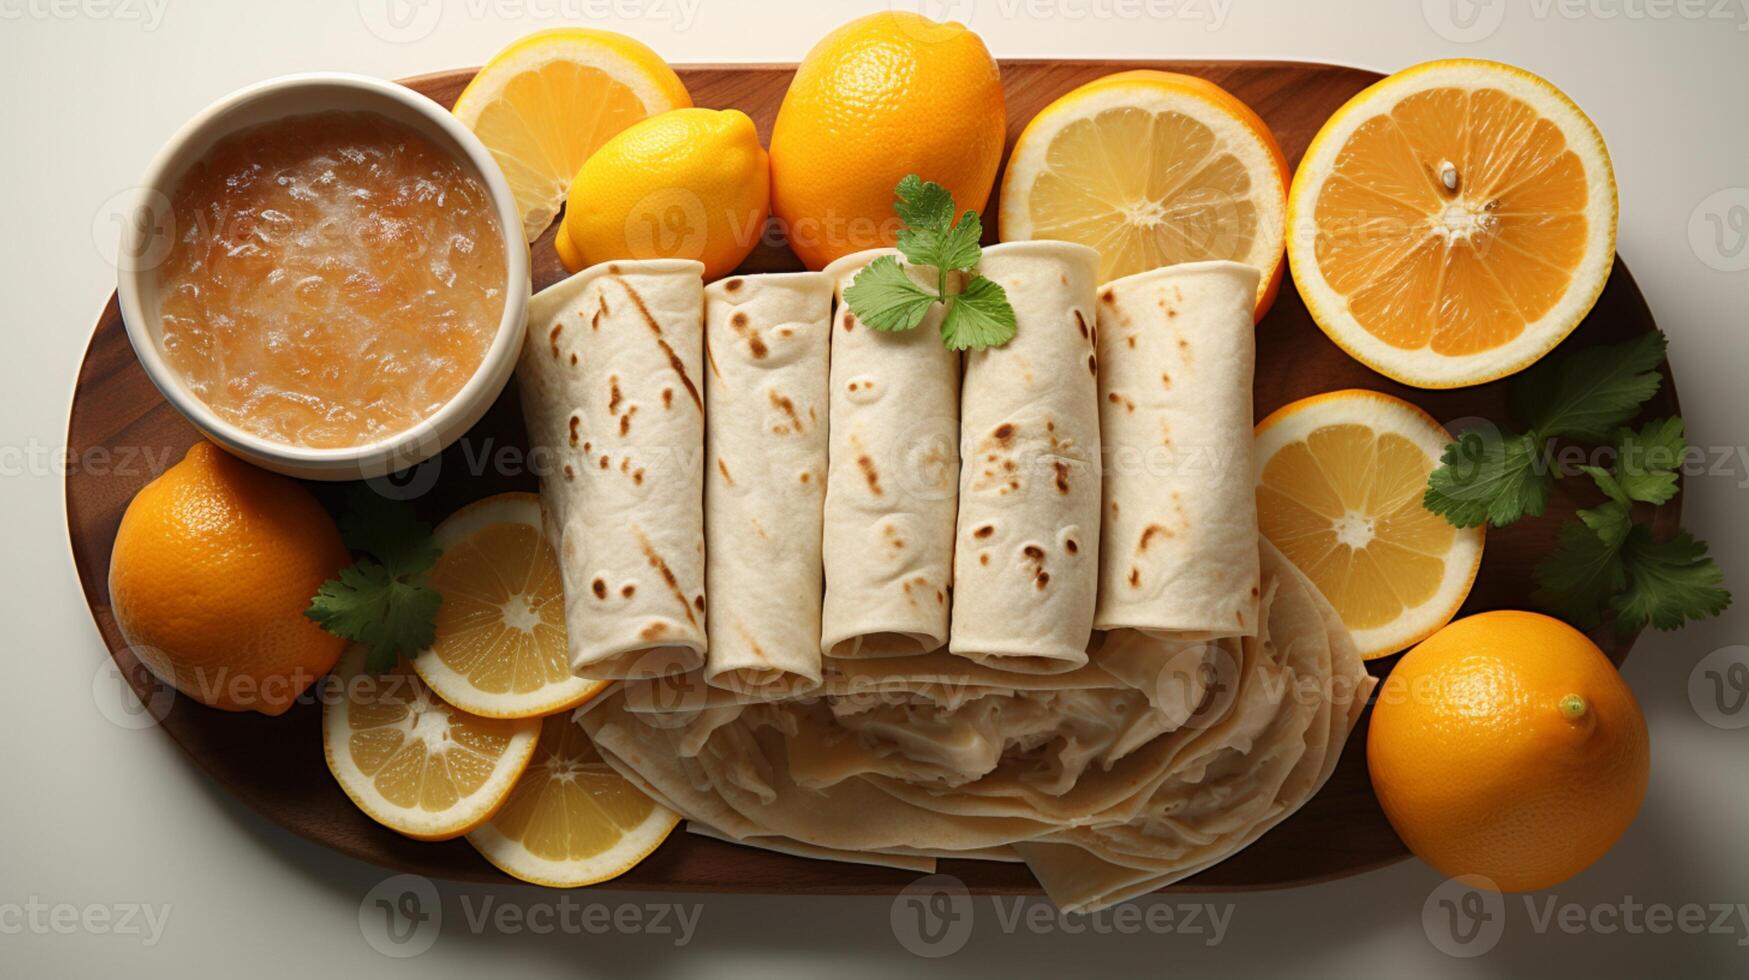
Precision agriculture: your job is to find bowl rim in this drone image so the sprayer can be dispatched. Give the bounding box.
[114,71,530,476]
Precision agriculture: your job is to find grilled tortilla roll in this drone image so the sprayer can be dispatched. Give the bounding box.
[948,241,1103,673]
[702,272,833,698]
[819,249,961,659]
[518,259,708,680]
[1093,260,1262,639]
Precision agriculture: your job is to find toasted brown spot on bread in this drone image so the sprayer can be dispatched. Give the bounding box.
[979,553,990,565]
[857,455,882,495]
[563,464,574,480]
[1161,371,1171,386]
[1065,538,1079,555]
[662,387,673,409]
[591,578,607,599]
[1139,523,1172,552]
[1127,335,1137,349]
[591,294,608,330]
[993,423,1015,443]
[621,584,636,598]
[599,455,610,469]
[640,622,667,640]
[1087,353,1098,375]
[724,278,743,292]
[1022,545,1045,561]
[633,468,644,485]
[570,353,578,366]
[619,406,638,436]
[1251,585,1261,597]
[694,595,706,612]
[1128,566,1141,587]
[717,458,735,486]
[1100,289,1115,304]
[1074,309,1089,338]
[582,441,592,453]
[608,263,622,275]
[769,390,804,433]
[568,415,581,446]
[548,323,563,358]
[973,524,994,539]
[841,310,854,331]
[1035,571,1050,590]
[615,276,702,409]
[608,376,623,413]
[799,471,810,484]
[1054,461,1070,494]
[636,529,698,627]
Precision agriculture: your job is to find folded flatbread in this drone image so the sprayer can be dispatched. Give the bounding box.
[949,241,1102,673]
[1094,260,1262,639]
[576,540,1373,913]
[702,272,833,698]
[819,249,961,659]
[518,259,707,680]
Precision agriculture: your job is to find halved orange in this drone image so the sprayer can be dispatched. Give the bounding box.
[451,29,691,241]
[411,492,605,719]
[1287,60,1617,388]
[323,644,540,840]
[999,69,1289,318]
[1255,390,1484,659]
[467,712,679,887]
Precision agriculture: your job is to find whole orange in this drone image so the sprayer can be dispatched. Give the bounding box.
[769,11,1006,269]
[1368,610,1648,891]
[108,441,350,715]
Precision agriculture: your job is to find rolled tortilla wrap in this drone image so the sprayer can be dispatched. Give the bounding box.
[518,259,708,679]
[702,272,833,698]
[1093,260,1262,639]
[819,249,961,659]
[948,240,1103,673]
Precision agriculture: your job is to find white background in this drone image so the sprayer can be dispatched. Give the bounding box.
[4,0,1749,975]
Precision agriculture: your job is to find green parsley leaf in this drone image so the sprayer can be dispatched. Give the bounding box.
[1576,497,1633,550]
[1613,417,1685,505]
[1509,331,1667,441]
[1423,430,1552,528]
[900,209,983,276]
[1613,527,1731,631]
[842,255,937,333]
[843,176,1019,352]
[306,488,443,672]
[337,484,440,578]
[940,275,1017,351]
[1532,518,1629,629]
[892,174,955,231]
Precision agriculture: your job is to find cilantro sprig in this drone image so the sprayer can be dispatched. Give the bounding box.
[842,175,1017,351]
[1420,330,1729,632]
[305,486,443,672]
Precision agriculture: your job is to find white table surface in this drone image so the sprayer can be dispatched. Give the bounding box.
[5,0,1748,975]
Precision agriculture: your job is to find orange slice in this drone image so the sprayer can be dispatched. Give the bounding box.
[999,69,1289,317]
[322,644,540,840]
[1287,60,1617,388]
[1255,389,1484,659]
[411,492,605,719]
[467,712,679,887]
[451,29,691,241]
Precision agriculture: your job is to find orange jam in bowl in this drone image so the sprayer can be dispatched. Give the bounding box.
[155,110,509,450]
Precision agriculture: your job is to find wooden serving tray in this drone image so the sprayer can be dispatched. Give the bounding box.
[66,59,1677,894]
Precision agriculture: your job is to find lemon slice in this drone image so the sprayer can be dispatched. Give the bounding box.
[412,493,605,719]
[451,28,691,241]
[1286,59,1617,388]
[323,644,540,840]
[999,69,1289,316]
[467,711,679,887]
[1254,389,1484,659]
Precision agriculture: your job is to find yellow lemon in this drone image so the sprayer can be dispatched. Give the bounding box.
[452,28,691,241]
[555,108,769,281]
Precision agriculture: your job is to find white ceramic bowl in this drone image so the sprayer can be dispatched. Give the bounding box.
[115,72,530,481]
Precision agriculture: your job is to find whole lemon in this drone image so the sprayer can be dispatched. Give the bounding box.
[769,11,1006,269]
[1368,611,1649,891]
[555,107,769,281]
[108,441,350,716]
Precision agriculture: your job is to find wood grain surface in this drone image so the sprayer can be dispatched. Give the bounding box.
[65,60,1678,895]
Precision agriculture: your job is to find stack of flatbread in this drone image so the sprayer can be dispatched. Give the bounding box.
[519,246,1374,913]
